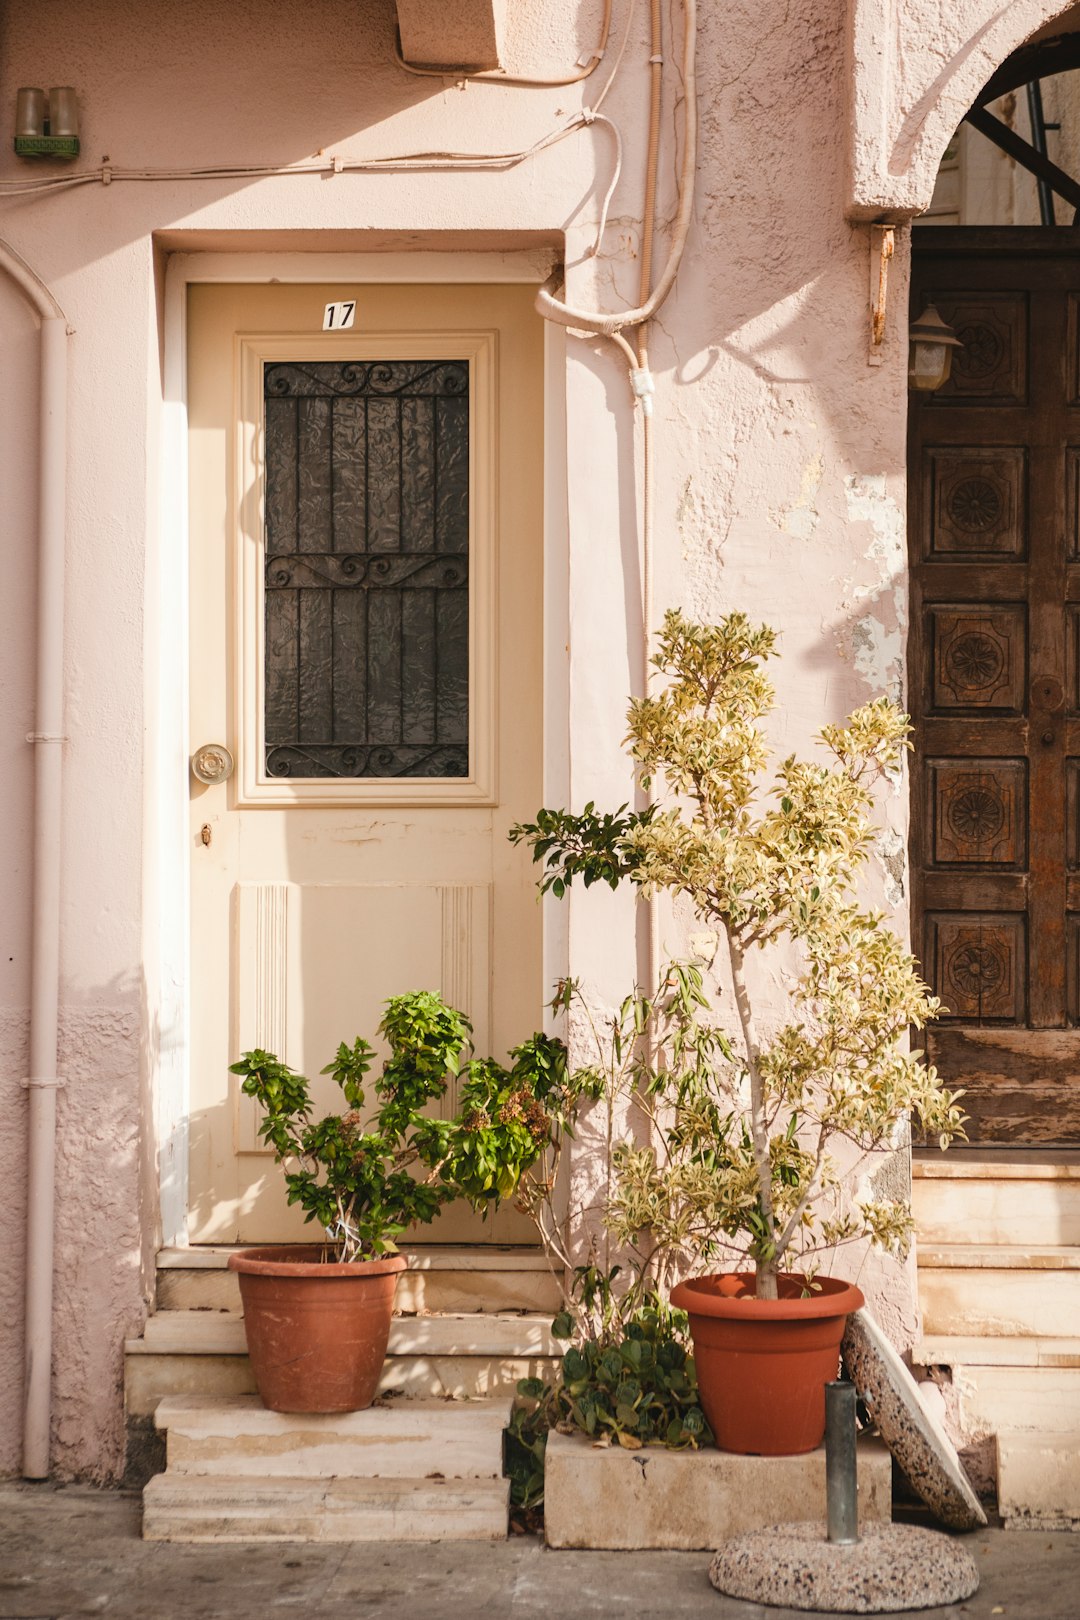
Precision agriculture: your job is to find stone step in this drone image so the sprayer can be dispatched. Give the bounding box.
[913,1171,1080,1247]
[154,1393,506,1479]
[915,1334,1080,1368]
[917,1255,1080,1338]
[913,1344,1080,1435]
[543,1432,893,1550]
[913,1150,1080,1182]
[996,1431,1080,1531]
[129,1309,558,1357]
[125,1311,560,1416]
[142,1472,510,1542]
[156,1245,561,1316]
[918,1244,1080,1270]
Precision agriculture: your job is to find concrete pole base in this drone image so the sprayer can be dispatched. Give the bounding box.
[708,1521,979,1613]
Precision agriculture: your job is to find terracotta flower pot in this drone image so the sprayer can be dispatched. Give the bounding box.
[228,1246,406,1413]
[670,1271,864,1456]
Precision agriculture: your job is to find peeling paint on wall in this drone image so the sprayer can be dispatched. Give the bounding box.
[843,473,908,700]
[779,451,824,540]
[877,826,907,906]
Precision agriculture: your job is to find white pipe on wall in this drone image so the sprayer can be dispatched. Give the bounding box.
[0,236,70,1481]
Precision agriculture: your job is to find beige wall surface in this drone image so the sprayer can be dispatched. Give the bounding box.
[0,0,1032,1477]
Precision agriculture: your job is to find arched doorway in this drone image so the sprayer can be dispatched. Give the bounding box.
[908,37,1080,1143]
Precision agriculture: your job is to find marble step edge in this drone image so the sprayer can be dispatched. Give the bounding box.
[157,1244,554,1273]
[917,1243,1080,1270]
[153,1391,509,1439]
[154,1393,509,1479]
[141,1471,510,1543]
[126,1351,556,1415]
[914,1334,1080,1368]
[128,1309,559,1357]
[913,1151,1080,1182]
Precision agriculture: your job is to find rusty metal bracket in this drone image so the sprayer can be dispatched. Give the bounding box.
[868,224,895,366]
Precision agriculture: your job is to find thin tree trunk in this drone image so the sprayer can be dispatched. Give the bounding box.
[727,932,778,1300]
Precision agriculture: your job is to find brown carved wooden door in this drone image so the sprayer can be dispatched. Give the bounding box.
[910,228,1080,1143]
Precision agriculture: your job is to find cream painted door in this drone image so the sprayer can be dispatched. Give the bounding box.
[187,282,543,1243]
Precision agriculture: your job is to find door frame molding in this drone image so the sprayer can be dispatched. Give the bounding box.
[154,248,568,1244]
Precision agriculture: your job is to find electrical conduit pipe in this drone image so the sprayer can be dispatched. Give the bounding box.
[0,236,71,1480]
[536,0,697,341]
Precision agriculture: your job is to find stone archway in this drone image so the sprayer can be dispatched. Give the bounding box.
[846,0,1080,220]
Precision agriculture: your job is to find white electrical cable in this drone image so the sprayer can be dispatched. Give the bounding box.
[0,123,585,193]
[538,0,697,337]
[589,0,641,115]
[0,4,645,202]
[589,114,623,256]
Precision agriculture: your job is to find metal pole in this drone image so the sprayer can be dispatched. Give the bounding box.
[1025,80,1057,227]
[825,1380,859,1546]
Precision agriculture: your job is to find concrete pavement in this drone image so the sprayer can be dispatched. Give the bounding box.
[1,1481,1078,1620]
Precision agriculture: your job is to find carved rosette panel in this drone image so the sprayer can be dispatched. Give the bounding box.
[927,914,1025,1022]
[924,448,1025,558]
[929,294,1027,405]
[929,760,1025,866]
[930,606,1026,712]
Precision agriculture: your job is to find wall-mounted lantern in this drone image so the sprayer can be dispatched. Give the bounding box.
[14,87,79,159]
[908,304,961,392]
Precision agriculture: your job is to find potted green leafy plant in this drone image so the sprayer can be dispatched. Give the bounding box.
[228,990,472,1414]
[510,610,965,1455]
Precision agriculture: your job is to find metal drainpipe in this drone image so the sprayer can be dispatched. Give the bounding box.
[0,236,71,1480]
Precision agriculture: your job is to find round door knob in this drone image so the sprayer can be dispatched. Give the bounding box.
[191,743,235,785]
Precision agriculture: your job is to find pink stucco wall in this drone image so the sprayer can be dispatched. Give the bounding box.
[3,0,1071,1477]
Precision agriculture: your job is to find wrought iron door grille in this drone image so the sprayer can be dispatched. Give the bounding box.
[262,359,469,778]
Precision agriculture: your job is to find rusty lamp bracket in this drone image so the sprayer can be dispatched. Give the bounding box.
[868,224,895,366]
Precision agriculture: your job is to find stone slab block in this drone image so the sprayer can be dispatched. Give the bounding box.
[142,1471,509,1541]
[913,1178,1080,1247]
[918,1268,1080,1338]
[543,1433,892,1551]
[126,1350,557,1415]
[155,1393,507,1479]
[997,1431,1080,1530]
[919,1244,1080,1270]
[157,1253,560,1315]
[156,1243,554,1272]
[913,1150,1080,1181]
[915,1334,1080,1368]
[956,1365,1080,1435]
[129,1309,558,1357]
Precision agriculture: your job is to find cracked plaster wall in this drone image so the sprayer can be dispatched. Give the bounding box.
[0,0,1036,1473]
